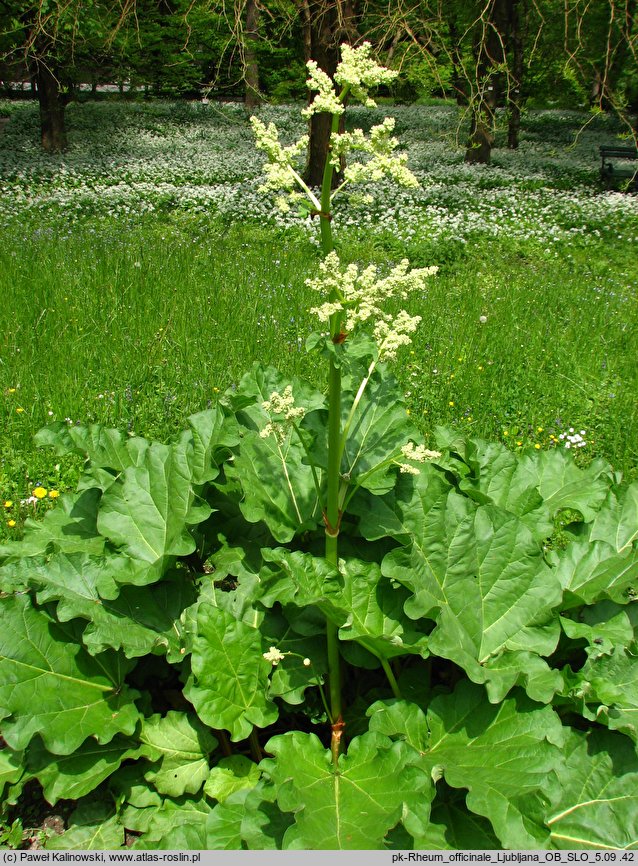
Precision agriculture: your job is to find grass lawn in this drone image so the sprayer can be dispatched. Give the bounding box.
[1,99,637,537]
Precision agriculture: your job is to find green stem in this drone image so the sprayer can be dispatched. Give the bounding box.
[321,106,347,768]
[379,657,402,700]
[248,728,262,762]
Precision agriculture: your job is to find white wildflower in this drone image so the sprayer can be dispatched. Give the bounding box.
[263,646,285,665]
[303,658,311,667]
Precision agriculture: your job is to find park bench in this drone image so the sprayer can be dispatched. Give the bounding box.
[600,144,638,188]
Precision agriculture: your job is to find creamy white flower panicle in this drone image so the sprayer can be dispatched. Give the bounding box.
[260,385,306,444]
[307,251,437,359]
[251,46,415,208]
[330,118,419,189]
[250,116,309,193]
[334,43,398,107]
[398,442,442,474]
[302,61,345,118]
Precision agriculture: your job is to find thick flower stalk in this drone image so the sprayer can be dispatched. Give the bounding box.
[250,42,435,766]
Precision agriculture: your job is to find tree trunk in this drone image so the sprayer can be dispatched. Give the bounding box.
[244,0,261,109]
[300,0,340,187]
[299,0,359,187]
[465,0,509,164]
[507,0,524,149]
[35,61,67,152]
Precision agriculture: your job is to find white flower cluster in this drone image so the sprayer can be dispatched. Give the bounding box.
[303,43,397,119]
[263,646,285,665]
[398,442,442,475]
[559,428,587,449]
[307,251,437,360]
[302,61,345,118]
[260,385,306,444]
[334,43,398,107]
[249,116,309,194]
[330,118,418,188]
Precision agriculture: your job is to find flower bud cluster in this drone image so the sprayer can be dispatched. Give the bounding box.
[398,442,442,475]
[307,252,437,360]
[260,385,306,444]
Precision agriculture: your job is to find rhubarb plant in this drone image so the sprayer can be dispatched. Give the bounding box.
[1,45,638,851]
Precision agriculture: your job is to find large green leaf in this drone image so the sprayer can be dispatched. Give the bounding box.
[368,682,565,849]
[260,730,433,849]
[223,367,327,543]
[97,440,211,582]
[139,712,217,797]
[204,755,260,803]
[258,548,345,620]
[28,736,142,805]
[589,482,638,553]
[457,440,552,539]
[566,644,638,743]
[35,422,149,470]
[382,491,563,701]
[225,364,326,430]
[0,595,140,754]
[0,746,25,802]
[412,788,501,850]
[128,794,217,850]
[560,600,636,657]
[182,406,240,485]
[547,729,638,849]
[351,464,452,543]
[338,369,419,494]
[514,450,612,522]
[19,553,196,660]
[184,603,278,741]
[555,540,638,608]
[226,429,322,542]
[337,559,430,661]
[45,802,124,850]
[0,489,104,564]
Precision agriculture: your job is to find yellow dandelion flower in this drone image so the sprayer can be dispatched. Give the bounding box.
[3,500,12,508]
[503,430,509,437]
[48,490,60,499]
[33,486,47,499]
[535,444,541,450]
[537,427,544,433]
[449,401,454,407]
[16,407,24,414]
[7,519,16,527]
[8,388,16,394]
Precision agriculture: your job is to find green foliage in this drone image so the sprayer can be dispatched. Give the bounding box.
[1,376,637,848]
[2,46,638,851]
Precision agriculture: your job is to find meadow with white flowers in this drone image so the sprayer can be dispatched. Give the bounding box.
[2,38,638,848]
[1,97,637,535]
